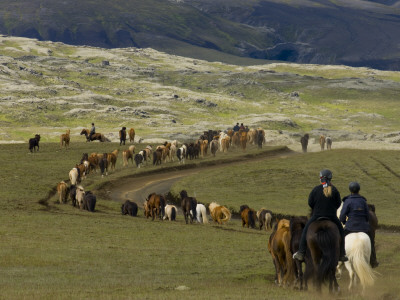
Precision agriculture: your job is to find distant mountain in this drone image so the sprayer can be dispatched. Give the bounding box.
[1,0,400,70]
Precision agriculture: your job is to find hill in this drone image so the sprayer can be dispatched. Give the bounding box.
[0,0,400,69]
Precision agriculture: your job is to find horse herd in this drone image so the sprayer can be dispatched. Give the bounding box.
[268,203,378,294]
[300,134,333,153]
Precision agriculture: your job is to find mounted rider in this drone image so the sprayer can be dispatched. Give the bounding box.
[340,182,379,268]
[293,169,348,262]
[88,123,95,141]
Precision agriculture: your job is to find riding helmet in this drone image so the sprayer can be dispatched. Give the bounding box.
[349,181,360,193]
[319,169,333,180]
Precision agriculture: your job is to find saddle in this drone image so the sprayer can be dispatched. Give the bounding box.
[316,216,330,221]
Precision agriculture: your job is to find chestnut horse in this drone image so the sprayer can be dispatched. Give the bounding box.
[209,202,231,225]
[304,219,340,293]
[80,129,104,142]
[180,190,197,224]
[240,205,256,228]
[60,129,70,149]
[128,128,135,143]
[57,181,69,204]
[146,193,166,220]
[268,219,295,287]
[319,135,326,151]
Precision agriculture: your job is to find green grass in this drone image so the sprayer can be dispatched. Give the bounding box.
[1,142,400,298]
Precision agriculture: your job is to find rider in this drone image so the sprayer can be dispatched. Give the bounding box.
[233,123,240,132]
[293,169,348,262]
[88,123,95,141]
[340,182,379,268]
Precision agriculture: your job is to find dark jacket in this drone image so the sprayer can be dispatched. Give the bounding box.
[308,184,341,217]
[340,194,370,233]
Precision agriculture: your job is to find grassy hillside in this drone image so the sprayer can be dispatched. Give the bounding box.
[0,36,400,145]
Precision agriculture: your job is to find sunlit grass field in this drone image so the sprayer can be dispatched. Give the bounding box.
[1,142,400,299]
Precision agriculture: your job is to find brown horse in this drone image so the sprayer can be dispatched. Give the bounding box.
[240,205,256,228]
[240,131,247,151]
[268,219,295,287]
[209,202,231,225]
[290,216,308,290]
[146,193,166,220]
[180,190,197,224]
[80,129,104,142]
[129,128,135,143]
[304,219,340,293]
[319,135,326,151]
[60,129,70,149]
[57,181,69,204]
[107,149,119,171]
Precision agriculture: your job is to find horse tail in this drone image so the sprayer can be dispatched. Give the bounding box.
[265,212,272,229]
[316,228,339,282]
[348,233,376,288]
[171,206,176,221]
[122,151,127,167]
[220,207,231,223]
[201,205,208,224]
[248,210,255,228]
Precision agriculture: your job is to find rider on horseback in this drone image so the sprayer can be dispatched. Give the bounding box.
[340,182,379,268]
[293,169,348,262]
[88,123,95,141]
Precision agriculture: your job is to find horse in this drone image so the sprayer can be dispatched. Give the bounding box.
[232,132,240,147]
[304,219,340,293]
[196,203,208,224]
[300,134,309,153]
[240,205,256,228]
[121,200,138,217]
[80,128,104,142]
[337,232,375,293]
[326,136,332,150]
[290,216,308,290]
[176,146,186,164]
[75,185,85,209]
[200,139,208,157]
[60,129,70,149]
[257,129,265,149]
[180,190,197,224]
[169,143,176,162]
[99,153,108,177]
[240,131,248,151]
[164,204,178,221]
[122,147,134,167]
[220,136,230,153]
[134,151,145,168]
[69,184,77,207]
[146,193,166,220]
[268,219,295,287]
[209,202,231,225]
[88,153,99,172]
[257,208,274,231]
[29,134,40,152]
[119,127,127,146]
[210,139,218,157]
[82,191,96,212]
[143,145,152,163]
[153,149,162,166]
[107,149,119,171]
[319,135,326,151]
[57,181,69,204]
[128,128,135,143]
[69,167,79,185]
[143,200,150,218]
[247,128,257,145]
[75,163,86,181]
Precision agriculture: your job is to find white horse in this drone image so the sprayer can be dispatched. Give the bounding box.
[196,203,208,224]
[69,168,79,185]
[337,232,376,292]
[163,204,178,221]
[169,144,176,162]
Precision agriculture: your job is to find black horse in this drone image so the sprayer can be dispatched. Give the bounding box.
[180,190,197,224]
[290,216,308,290]
[121,200,138,217]
[29,134,40,153]
[99,153,108,176]
[119,127,127,146]
[83,191,96,212]
[257,130,264,149]
[304,219,340,293]
[300,134,309,153]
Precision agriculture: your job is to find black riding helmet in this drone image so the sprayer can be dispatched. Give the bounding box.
[319,169,332,180]
[349,181,360,193]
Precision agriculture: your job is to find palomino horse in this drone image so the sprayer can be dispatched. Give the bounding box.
[209,202,231,225]
[164,204,178,221]
[128,128,135,143]
[257,208,274,231]
[119,127,127,146]
[247,128,257,145]
[240,205,256,228]
[268,219,295,287]
[146,193,166,220]
[80,129,104,142]
[305,219,340,293]
[337,232,375,292]
[180,190,197,224]
[290,216,308,290]
[57,181,69,204]
[300,134,309,153]
[29,134,40,152]
[122,146,135,167]
[69,167,79,185]
[319,135,326,151]
[121,200,138,217]
[60,129,70,149]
